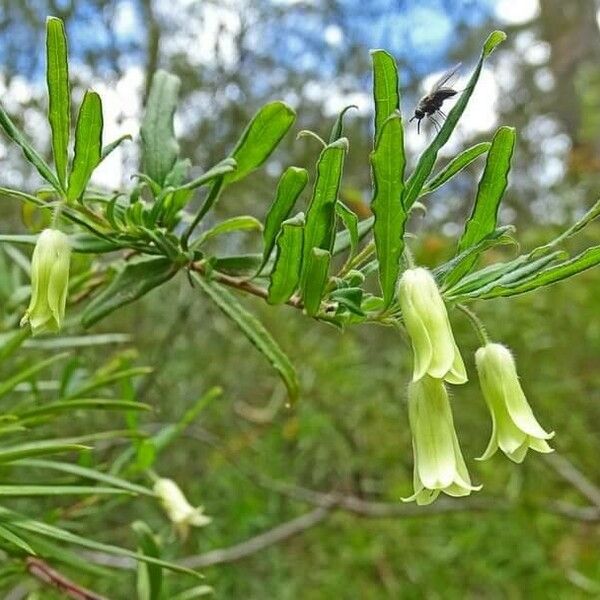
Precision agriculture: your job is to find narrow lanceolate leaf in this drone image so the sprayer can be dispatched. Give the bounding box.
[46,17,70,189]
[0,441,88,464]
[0,506,201,578]
[193,216,262,248]
[141,70,181,186]
[101,134,132,161]
[268,213,304,305]
[0,485,131,496]
[403,30,506,209]
[421,142,491,196]
[181,158,237,190]
[333,215,374,256]
[0,524,35,554]
[370,113,406,308]
[329,104,358,143]
[455,126,516,279]
[259,167,309,275]
[302,248,331,317]
[335,202,359,259]
[471,246,600,299]
[435,225,515,289]
[225,101,296,184]
[16,459,154,496]
[447,252,563,300]
[82,257,180,327]
[370,50,400,145]
[0,353,69,400]
[0,107,61,190]
[67,91,103,201]
[301,138,348,283]
[134,521,163,600]
[193,274,300,404]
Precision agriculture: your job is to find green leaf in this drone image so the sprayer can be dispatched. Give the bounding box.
[18,399,151,421]
[370,50,400,145]
[46,16,70,190]
[471,246,600,299]
[134,521,162,600]
[0,485,131,496]
[0,524,35,554]
[225,101,296,184]
[455,126,516,279]
[333,216,374,256]
[141,70,181,186]
[0,107,61,191]
[301,248,331,317]
[67,91,103,201]
[330,287,364,316]
[171,586,214,600]
[193,216,262,248]
[329,104,358,143]
[82,257,179,327]
[335,202,359,259]
[16,459,154,496]
[435,225,516,289]
[0,441,88,464]
[0,352,70,400]
[447,252,563,299]
[181,158,238,190]
[101,134,132,161]
[268,213,304,305]
[0,506,201,578]
[403,31,506,209]
[421,142,490,196]
[193,274,299,404]
[301,138,348,283]
[259,167,309,275]
[370,112,406,308]
[483,30,507,56]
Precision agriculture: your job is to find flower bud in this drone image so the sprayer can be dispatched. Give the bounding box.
[475,343,554,463]
[403,376,480,505]
[21,229,71,335]
[153,478,211,539]
[398,268,467,384]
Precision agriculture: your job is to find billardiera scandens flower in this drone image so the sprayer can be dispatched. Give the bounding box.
[475,343,554,463]
[403,376,481,505]
[20,228,71,335]
[398,268,467,384]
[154,478,211,539]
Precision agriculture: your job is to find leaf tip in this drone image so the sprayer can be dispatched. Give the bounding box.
[483,30,506,57]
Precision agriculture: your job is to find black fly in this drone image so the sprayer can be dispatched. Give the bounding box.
[410,63,461,134]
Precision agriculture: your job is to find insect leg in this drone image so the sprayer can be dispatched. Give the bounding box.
[437,109,447,120]
[429,115,441,133]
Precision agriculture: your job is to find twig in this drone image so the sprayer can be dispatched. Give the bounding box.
[25,557,110,600]
[180,506,333,569]
[190,262,304,309]
[543,453,600,509]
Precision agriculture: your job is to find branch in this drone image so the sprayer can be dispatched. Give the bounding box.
[543,453,600,509]
[180,506,332,569]
[190,262,304,309]
[25,557,109,600]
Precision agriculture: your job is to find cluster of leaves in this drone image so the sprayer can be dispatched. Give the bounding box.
[0,244,223,594]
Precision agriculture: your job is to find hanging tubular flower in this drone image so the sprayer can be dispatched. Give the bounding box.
[398,268,467,384]
[154,478,211,539]
[20,229,71,335]
[403,376,481,505]
[475,343,554,463]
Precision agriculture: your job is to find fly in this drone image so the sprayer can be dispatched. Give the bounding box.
[410,63,461,134]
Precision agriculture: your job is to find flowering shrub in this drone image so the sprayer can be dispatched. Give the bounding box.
[0,15,599,595]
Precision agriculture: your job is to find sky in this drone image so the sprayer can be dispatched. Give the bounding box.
[0,0,561,193]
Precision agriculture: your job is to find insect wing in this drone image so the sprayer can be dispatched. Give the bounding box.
[429,63,461,93]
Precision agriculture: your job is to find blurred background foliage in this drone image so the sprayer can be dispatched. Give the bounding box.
[1,0,600,597]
